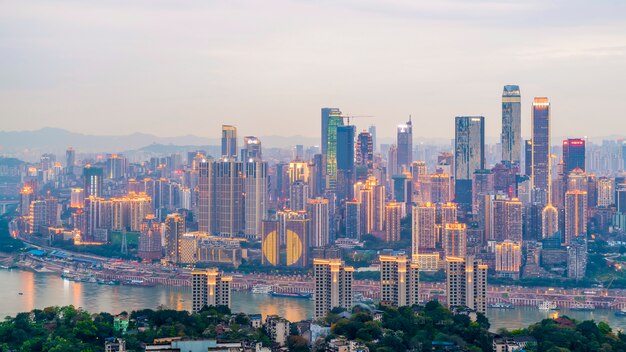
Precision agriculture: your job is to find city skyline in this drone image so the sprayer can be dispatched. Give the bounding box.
[2,1,626,140]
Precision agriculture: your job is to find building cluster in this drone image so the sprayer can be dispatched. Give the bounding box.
[6,84,626,292]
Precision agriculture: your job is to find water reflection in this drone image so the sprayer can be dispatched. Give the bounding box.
[3,270,626,331]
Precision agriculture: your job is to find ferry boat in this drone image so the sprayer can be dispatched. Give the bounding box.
[571,303,595,311]
[252,284,273,294]
[489,303,514,309]
[538,301,558,310]
[615,308,626,316]
[270,291,313,299]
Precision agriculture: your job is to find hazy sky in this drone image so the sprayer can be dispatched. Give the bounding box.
[1,0,625,141]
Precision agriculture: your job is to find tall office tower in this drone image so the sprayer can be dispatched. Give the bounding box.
[472,169,494,218]
[322,108,344,192]
[289,181,309,211]
[28,200,47,234]
[501,85,522,165]
[345,200,361,239]
[83,165,104,198]
[397,118,413,170]
[524,140,533,176]
[312,154,325,197]
[596,177,614,207]
[444,222,467,258]
[412,202,437,258]
[618,185,626,213]
[563,139,586,174]
[138,214,162,261]
[106,154,127,179]
[565,190,588,244]
[379,255,419,307]
[313,259,354,319]
[445,256,488,314]
[368,125,377,152]
[489,196,522,242]
[19,186,33,216]
[429,173,452,203]
[242,136,262,161]
[164,213,185,263]
[221,125,238,159]
[308,198,330,247]
[66,147,76,175]
[336,125,356,201]
[495,240,522,279]
[387,143,399,181]
[244,161,268,237]
[198,160,213,234]
[392,173,410,203]
[261,220,280,266]
[285,215,309,267]
[586,175,597,208]
[531,97,551,192]
[214,160,245,236]
[385,202,402,242]
[70,188,84,208]
[454,116,485,206]
[355,131,374,181]
[191,268,232,313]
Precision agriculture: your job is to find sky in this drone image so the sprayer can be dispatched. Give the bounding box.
[1,0,626,141]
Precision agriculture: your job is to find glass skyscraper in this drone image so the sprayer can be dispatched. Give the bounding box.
[397,118,413,171]
[454,116,485,206]
[322,108,343,191]
[531,97,550,192]
[221,125,238,160]
[336,125,355,201]
[563,138,586,174]
[501,85,521,165]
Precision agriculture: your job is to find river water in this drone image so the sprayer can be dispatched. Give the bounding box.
[2,269,625,332]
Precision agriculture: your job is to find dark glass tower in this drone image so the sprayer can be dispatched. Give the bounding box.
[562,138,586,174]
[531,98,550,192]
[321,108,343,191]
[336,125,355,201]
[397,118,413,171]
[83,166,103,198]
[221,125,238,160]
[454,116,485,206]
[501,85,521,165]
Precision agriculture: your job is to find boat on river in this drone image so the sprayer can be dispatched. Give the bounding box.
[489,303,514,309]
[270,291,312,299]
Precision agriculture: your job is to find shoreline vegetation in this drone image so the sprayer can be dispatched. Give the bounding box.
[0,301,625,352]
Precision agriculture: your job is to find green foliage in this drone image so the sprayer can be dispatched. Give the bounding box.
[0,218,25,253]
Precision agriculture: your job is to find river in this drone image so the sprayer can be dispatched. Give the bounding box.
[2,269,625,332]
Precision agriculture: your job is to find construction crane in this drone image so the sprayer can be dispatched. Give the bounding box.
[341,115,374,126]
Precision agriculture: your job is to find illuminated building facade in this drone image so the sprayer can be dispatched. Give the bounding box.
[214,160,245,236]
[322,108,343,191]
[313,259,354,319]
[565,190,587,244]
[495,240,521,279]
[285,216,309,267]
[531,97,550,192]
[412,202,436,257]
[244,161,268,238]
[563,138,586,174]
[445,256,487,314]
[192,268,232,313]
[138,214,162,261]
[385,202,402,242]
[307,198,330,247]
[83,165,103,198]
[444,222,467,258]
[164,213,185,264]
[379,255,419,307]
[261,220,280,266]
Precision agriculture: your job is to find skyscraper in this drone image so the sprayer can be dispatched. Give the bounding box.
[445,256,487,314]
[221,125,238,160]
[106,154,127,179]
[531,98,551,192]
[563,138,586,174]
[355,131,374,181]
[412,202,437,258]
[368,125,377,152]
[198,160,213,234]
[285,215,309,267]
[214,160,245,236]
[138,214,162,261]
[501,85,521,165]
[192,268,232,313]
[385,202,402,242]
[495,240,521,279]
[66,147,75,175]
[345,200,361,239]
[565,190,587,244]
[336,125,356,201]
[83,165,103,198]
[397,118,413,170]
[596,177,614,207]
[313,259,354,319]
[242,136,262,161]
[261,220,280,266]
[244,161,268,237]
[454,116,485,206]
[307,198,330,248]
[379,255,419,307]
[322,108,343,191]
[444,222,467,258]
[164,213,185,264]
